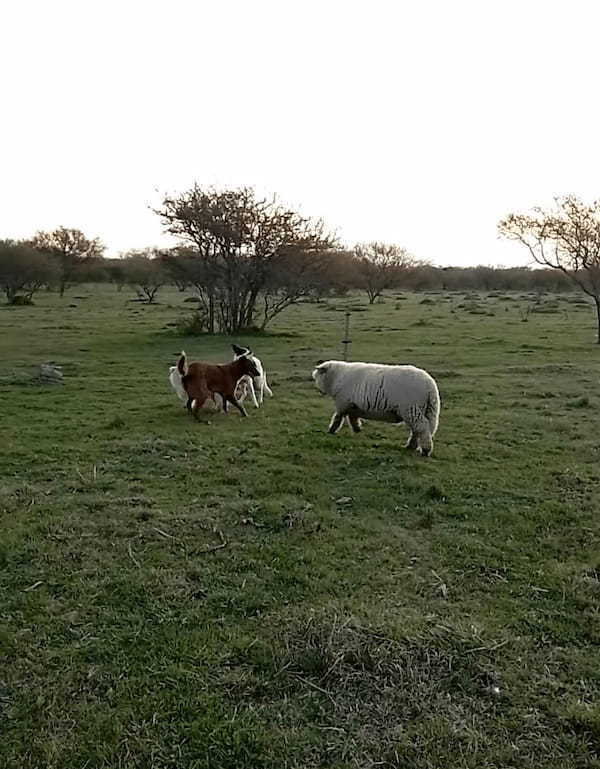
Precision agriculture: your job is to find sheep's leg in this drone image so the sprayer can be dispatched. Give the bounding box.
[347,415,363,433]
[328,412,345,434]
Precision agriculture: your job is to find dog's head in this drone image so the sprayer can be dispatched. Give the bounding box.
[239,354,260,379]
[232,344,250,359]
[233,344,264,380]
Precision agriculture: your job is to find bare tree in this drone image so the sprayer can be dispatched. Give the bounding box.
[354,242,416,303]
[155,185,336,333]
[499,196,600,343]
[0,240,58,303]
[121,249,168,303]
[160,246,194,291]
[103,258,128,291]
[160,245,221,330]
[30,226,104,296]
[259,248,329,328]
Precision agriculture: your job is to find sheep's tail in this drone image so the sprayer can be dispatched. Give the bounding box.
[177,351,188,377]
[424,380,440,437]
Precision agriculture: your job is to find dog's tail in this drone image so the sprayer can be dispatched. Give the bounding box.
[177,351,188,377]
[263,375,273,397]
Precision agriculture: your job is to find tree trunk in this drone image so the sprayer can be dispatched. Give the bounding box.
[208,294,215,334]
[244,287,260,328]
[595,298,600,344]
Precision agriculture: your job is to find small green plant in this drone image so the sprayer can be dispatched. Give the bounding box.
[176,308,210,334]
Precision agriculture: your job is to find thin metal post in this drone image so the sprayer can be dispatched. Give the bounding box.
[342,311,351,361]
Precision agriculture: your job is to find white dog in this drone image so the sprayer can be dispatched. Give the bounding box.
[231,344,273,407]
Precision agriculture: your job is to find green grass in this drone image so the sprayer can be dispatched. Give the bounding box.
[1,286,600,768]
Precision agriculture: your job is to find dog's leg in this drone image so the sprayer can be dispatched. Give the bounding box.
[248,378,259,408]
[228,395,248,417]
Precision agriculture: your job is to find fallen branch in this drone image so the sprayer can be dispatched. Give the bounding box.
[127,541,141,568]
[152,527,177,540]
[463,639,509,655]
[291,674,336,704]
[197,527,227,554]
[23,580,44,592]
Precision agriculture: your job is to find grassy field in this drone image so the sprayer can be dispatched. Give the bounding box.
[1,285,600,768]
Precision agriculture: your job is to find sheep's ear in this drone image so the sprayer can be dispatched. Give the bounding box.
[232,344,247,355]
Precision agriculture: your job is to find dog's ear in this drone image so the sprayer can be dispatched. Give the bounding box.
[232,344,247,356]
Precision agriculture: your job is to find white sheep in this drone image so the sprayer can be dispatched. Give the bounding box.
[312,360,440,456]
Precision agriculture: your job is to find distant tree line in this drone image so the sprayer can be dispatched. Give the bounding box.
[1,187,594,336]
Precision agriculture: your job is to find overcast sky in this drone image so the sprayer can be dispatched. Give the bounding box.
[2,0,600,266]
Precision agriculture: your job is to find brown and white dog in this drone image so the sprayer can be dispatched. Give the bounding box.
[169,345,272,411]
[174,351,260,419]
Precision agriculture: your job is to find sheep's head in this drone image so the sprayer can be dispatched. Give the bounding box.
[312,361,331,394]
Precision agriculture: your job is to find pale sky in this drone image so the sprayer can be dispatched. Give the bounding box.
[2,0,600,267]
